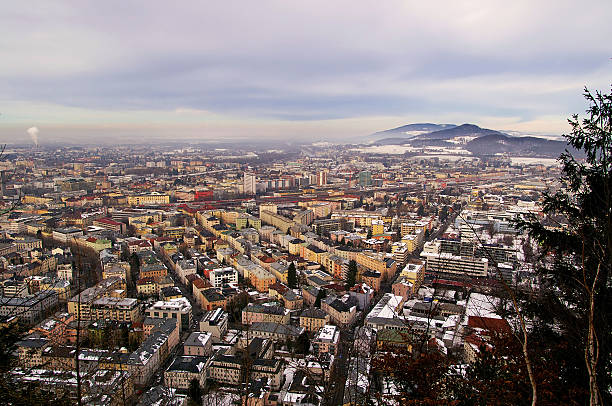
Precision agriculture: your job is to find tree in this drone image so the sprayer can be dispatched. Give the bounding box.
[417,204,425,216]
[346,260,358,289]
[295,331,310,355]
[517,87,612,406]
[188,378,203,406]
[287,262,297,288]
[314,289,327,308]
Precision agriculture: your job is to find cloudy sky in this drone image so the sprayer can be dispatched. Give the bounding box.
[1,1,611,144]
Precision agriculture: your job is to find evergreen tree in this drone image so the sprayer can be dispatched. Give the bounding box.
[346,259,358,288]
[287,262,297,288]
[295,331,310,354]
[417,204,425,216]
[517,87,612,405]
[188,378,202,406]
[314,289,327,308]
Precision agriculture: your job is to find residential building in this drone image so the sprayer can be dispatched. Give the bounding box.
[146,298,193,332]
[165,356,208,390]
[313,325,340,356]
[242,304,290,325]
[199,309,228,342]
[299,308,330,333]
[184,331,213,356]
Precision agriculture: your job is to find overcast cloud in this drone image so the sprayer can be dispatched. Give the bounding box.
[1,0,611,143]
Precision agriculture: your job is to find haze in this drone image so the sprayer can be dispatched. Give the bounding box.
[1,1,611,144]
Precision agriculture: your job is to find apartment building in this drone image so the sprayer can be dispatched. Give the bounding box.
[199,309,228,342]
[242,304,290,325]
[210,267,238,288]
[127,193,170,206]
[0,290,59,325]
[164,356,208,390]
[321,297,357,327]
[146,298,193,332]
[313,324,340,356]
[249,322,304,343]
[67,277,124,321]
[249,266,276,293]
[184,331,213,356]
[420,251,488,278]
[299,308,330,333]
[90,297,141,323]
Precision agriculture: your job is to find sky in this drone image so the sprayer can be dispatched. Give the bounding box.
[1,0,611,144]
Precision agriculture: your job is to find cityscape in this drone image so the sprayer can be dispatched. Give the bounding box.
[1,1,611,405]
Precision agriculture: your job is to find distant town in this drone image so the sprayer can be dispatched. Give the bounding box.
[0,141,562,405]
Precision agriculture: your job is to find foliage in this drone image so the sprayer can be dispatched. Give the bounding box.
[287,262,297,288]
[516,86,612,405]
[188,378,203,405]
[295,331,310,355]
[314,289,327,308]
[346,260,358,289]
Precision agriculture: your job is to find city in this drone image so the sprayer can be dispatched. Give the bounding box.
[0,139,566,404]
[1,1,611,405]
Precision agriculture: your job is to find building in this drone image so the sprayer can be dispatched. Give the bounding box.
[244,172,257,195]
[208,352,284,390]
[242,304,290,325]
[198,288,227,311]
[249,267,276,293]
[0,291,59,325]
[15,335,49,368]
[199,309,228,342]
[93,217,126,233]
[52,227,83,243]
[313,325,340,355]
[165,356,208,390]
[317,170,327,186]
[420,251,488,278]
[249,322,304,343]
[56,263,74,281]
[210,267,238,288]
[140,263,168,281]
[67,277,125,321]
[321,297,357,327]
[127,193,170,206]
[129,318,180,385]
[146,298,193,332]
[90,297,141,323]
[184,331,213,356]
[299,308,330,333]
[358,171,372,187]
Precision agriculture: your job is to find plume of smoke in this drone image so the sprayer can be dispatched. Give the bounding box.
[27,126,39,146]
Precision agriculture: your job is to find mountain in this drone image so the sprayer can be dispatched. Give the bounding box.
[368,122,572,157]
[375,123,503,145]
[412,123,505,141]
[372,123,456,138]
[465,133,569,156]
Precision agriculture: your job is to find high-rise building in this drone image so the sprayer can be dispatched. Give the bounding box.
[243,172,257,195]
[317,170,328,186]
[358,171,372,187]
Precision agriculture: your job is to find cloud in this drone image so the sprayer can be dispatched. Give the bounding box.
[0,0,611,140]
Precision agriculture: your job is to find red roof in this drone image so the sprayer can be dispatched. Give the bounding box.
[258,256,275,263]
[95,217,122,226]
[467,316,512,335]
[185,274,201,284]
[269,282,288,294]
